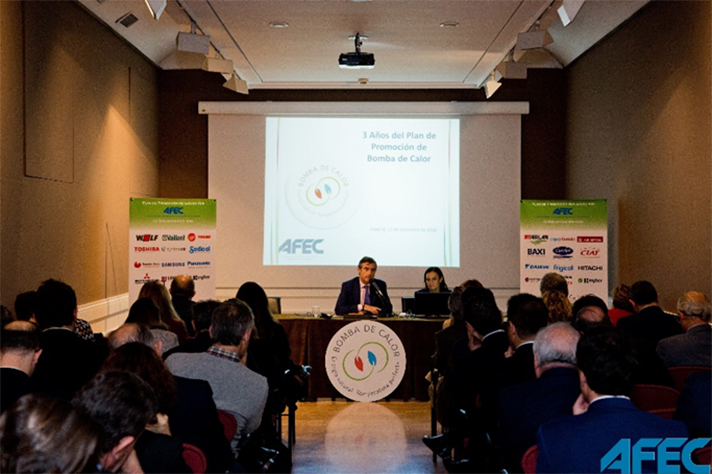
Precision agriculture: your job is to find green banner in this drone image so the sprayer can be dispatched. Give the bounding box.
[520,199,608,229]
[129,198,216,229]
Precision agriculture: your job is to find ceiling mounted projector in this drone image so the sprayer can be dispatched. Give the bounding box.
[339,33,375,69]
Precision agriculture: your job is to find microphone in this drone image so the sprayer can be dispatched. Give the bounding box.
[372,281,391,317]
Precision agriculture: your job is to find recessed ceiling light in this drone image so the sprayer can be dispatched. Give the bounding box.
[269,22,289,28]
[347,35,368,41]
[439,21,459,28]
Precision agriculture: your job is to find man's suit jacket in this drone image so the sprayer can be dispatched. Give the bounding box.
[656,324,712,367]
[134,430,191,474]
[674,370,712,437]
[334,277,392,315]
[617,306,682,349]
[502,342,536,388]
[536,398,688,473]
[0,368,32,413]
[497,366,580,473]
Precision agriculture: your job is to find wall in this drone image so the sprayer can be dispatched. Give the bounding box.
[0,1,160,313]
[566,1,712,309]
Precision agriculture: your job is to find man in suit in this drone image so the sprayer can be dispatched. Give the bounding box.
[497,322,581,473]
[31,279,107,398]
[334,256,392,316]
[170,274,196,336]
[657,291,711,367]
[163,299,219,359]
[502,293,549,387]
[536,327,688,473]
[617,280,682,347]
[0,321,42,413]
[674,370,712,437]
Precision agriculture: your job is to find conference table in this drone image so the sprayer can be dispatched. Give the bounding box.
[276,315,446,401]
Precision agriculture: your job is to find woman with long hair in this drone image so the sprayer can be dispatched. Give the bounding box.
[417,267,450,293]
[125,297,179,352]
[138,281,188,343]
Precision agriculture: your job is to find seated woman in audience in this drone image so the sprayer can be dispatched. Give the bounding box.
[608,283,634,326]
[125,297,179,353]
[139,281,189,344]
[417,267,450,293]
[0,393,99,473]
[542,290,573,323]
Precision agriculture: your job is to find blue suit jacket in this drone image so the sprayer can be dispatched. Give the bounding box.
[536,397,688,473]
[334,277,392,315]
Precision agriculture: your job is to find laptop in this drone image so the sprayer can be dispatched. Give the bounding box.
[413,291,451,317]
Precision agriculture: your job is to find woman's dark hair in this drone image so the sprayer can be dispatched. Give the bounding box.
[423,267,449,292]
[236,281,279,340]
[0,394,99,473]
[138,281,183,325]
[101,342,177,415]
[125,297,167,329]
[612,284,635,312]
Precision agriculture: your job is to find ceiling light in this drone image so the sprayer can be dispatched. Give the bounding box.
[203,57,234,74]
[223,74,249,95]
[558,0,585,27]
[339,32,375,69]
[269,22,289,28]
[484,72,501,99]
[439,22,459,28]
[177,31,210,55]
[143,0,166,20]
[516,29,553,50]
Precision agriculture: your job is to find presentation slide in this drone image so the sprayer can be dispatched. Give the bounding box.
[263,118,460,267]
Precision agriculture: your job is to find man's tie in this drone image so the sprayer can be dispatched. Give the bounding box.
[363,285,371,305]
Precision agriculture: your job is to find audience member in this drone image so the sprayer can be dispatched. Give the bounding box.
[0,394,99,473]
[108,322,160,352]
[163,299,219,359]
[571,294,612,333]
[497,323,581,473]
[73,371,158,473]
[503,294,549,386]
[166,299,268,448]
[1,305,16,328]
[170,275,196,337]
[125,297,178,353]
[416,267,450,293]
[139,281,189,344]
[536,327,688,473]
[617,280,682,348]
[539,272,568,297]
[674,370,712,437]
[608,284,634,326]
[0,321,41,413]
[541,290,572,323]
[13,291,37,322]
[31,279,107,398]
[656,291,711,367]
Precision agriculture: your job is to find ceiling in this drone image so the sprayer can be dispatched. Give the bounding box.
[77,0,649,91]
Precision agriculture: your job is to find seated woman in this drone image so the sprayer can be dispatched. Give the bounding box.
[139,281,189,344]
[125,297,179,353]
[416,267,450,293]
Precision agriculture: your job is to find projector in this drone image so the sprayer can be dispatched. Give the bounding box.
[339,52,375,69]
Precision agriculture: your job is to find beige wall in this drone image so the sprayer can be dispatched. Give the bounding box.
[0,1,160,307]
[566,1,712,309]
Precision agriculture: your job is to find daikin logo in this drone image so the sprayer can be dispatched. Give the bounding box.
[524,264,549,270]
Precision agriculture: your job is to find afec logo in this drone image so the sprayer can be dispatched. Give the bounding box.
[163,207,183,215]
[279,239,324,254]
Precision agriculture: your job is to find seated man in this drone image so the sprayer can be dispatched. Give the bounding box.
[536,327,688,473]
[0,321,42,413]
[335,256,392,316]
[170,275,196,337]
[502,293,549,387]
[657,291,711,367]
[166,299,268,448]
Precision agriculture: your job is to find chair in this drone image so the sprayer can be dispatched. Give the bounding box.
[668,366,712,392]
[694,446,711,466]
[521,445,539,474]
[268,296,282,315]
[217,409,238,442]
[630,384,680,412]
[430,367,440,463]
[275,365,311,451]
[649,407,676,419]
[182,443,207,474]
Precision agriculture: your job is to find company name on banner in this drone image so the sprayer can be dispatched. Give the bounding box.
[326,321,406,402]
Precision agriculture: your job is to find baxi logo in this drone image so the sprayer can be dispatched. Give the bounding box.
[553,246,574,258]
[528,248,545,256]
[600,437,710,474]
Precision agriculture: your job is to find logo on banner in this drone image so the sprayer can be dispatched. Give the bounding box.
[161,247,186,252]
[189,246,210,254]
[553,264,573,272]
[553,246,574,258]
[134,262,160,269]
[578,265,604,271]
[527,248,545,256]
[553,208,574,216]
[134,246,160,252]
[551,236,576,242]
[162,234,185,241]
[525,264,549,270]
[187,261,211,268]
[579,278,603,284]
[524,277,542,283]
[163,207,183,215]
[326,321,406,402]
[578,236,604,243]
[161,262,186,268]
[600,437,710,474]
[136,235,158,242]
[524,235,548,245]
[581,247,601,258]
[188,233,196,242]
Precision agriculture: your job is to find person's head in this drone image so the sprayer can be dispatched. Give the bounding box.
[107,323,157,353]
[169,275,195,300]
[0,321,42,376]
[542,290,573,323]
[576,326,638,399]
[73,371,158,473]
[209,299,254,353]
[629,280,659,309]
[677,291,711,331]
[102,343,177,415]
[612,284,635,312]
[540,273,568,297]
[192,300,221,333]
[424,267,448,292]
[236,282,276,339]
[506,293,549,344]
[357,256,378,285]
[0,394,99,473]
[1,305,15,328]
[13,291,37,322]
[533,322,580,377]
[34,279,77,330]
[571,294,612,333]
[462,287,501,337]
[125,297,165,329]
[138,281,181,324]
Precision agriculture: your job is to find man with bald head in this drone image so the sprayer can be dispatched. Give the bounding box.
[657,291,711,367]
[107,323,162,354]
[170,275,196,336]
[497,323,582,472]
[0,321,42,412]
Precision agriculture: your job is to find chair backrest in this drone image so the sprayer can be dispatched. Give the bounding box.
[521,445,539,474]
[694,446,711,466]
[668,366,712,392]
[630,384,680,412]
[182,443,207,474]
[217,409,238,441]
[649,407,676,419]
[268,296,282,315]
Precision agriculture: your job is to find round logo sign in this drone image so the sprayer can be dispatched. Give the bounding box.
[325,321,407,402]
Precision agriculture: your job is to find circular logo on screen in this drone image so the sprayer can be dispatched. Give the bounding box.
[285,164,360,229]
[326,321,406,402]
